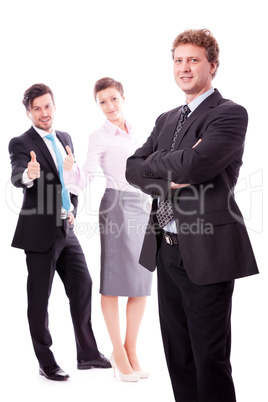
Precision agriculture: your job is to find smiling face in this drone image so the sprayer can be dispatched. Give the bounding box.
[96,87,125,126]
[173,44,216,103]
[26,93,55,133]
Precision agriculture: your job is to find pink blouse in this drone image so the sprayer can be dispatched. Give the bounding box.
[64,118,143,195]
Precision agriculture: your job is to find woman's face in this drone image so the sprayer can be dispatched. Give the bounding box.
[96,87,125,123]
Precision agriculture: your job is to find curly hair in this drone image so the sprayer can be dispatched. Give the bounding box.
[171,29,220,78]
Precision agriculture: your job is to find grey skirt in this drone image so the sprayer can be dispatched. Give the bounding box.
[99,188,153,297]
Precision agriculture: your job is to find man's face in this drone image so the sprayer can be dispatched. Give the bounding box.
[27,93,56,133]
[173,44,216,102]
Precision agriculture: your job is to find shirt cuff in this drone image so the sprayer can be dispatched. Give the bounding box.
[21,168,34,188]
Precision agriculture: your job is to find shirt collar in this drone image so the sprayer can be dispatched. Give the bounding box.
[103,118,133,136]
[33,125,56,138]
[187,87,215,114]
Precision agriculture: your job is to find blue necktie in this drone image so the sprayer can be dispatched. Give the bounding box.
[45,134,71,212]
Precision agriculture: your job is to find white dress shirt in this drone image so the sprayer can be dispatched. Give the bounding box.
[22,125,73,213]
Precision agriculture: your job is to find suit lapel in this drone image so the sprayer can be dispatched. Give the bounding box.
[27,127,58,176]
[56,131,69,153]
[174,89,223,149]
[156,107,182,150]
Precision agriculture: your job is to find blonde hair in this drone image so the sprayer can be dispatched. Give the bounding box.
[172,29,220,78]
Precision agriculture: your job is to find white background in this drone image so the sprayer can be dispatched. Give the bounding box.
[1,0,267,401]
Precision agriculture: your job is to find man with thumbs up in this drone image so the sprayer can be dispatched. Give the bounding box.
[8,83,111,381]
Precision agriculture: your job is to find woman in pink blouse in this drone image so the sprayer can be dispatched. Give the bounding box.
[64,78,152,382]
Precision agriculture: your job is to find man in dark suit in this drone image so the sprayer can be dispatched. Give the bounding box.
[8,83,111,381]
[126,29,258,401]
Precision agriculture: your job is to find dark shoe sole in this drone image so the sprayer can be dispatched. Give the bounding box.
[77,363,112,370]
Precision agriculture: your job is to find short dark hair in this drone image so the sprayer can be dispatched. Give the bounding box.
[93,77,124,101]
[171,29,220,78]
[22,83,55,111]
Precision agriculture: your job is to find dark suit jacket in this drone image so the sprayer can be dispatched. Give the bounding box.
[9,126,77,252]
[126,89,258,285]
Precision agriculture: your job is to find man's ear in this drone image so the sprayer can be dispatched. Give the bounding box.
[210,62,217,76]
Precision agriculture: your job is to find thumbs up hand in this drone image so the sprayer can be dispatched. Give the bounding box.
[63,145,75,171]
[27,151,40,179]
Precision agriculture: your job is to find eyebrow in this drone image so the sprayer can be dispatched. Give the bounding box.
[175,55,200,59]
[99,96,117,102]
[32,103,52,108]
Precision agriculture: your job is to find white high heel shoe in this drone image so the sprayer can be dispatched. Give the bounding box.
[133,369,150,379]
[110,355,140,382]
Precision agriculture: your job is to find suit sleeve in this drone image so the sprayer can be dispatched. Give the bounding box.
[8,136,31,189]
[138,103,248,185]
[126,119,171,199]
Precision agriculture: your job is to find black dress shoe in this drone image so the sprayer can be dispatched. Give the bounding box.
[39,364,70,381]
[77,353,112,369]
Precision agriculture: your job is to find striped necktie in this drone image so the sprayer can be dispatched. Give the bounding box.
[45,134,71,212]
[156,105,191,228]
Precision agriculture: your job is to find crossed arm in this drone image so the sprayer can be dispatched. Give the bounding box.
[126,104,247,198]
[170,139,202,189]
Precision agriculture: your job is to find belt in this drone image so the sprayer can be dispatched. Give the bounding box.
[161,230,179,245]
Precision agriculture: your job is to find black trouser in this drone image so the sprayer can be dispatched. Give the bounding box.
[25,222,99,368]
[156,239,236,402]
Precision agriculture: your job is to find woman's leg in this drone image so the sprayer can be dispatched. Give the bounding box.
[101,295,133,374]
[124,297,147,371]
